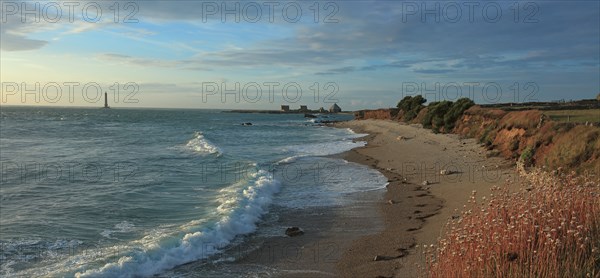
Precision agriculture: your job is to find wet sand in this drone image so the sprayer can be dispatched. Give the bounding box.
[230,119,516,277]
[334,120,516,277]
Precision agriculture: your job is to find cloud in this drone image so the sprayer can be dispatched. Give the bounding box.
[5,1,599,68]
[2,1,598,103]
[96,53,213,70]
[315,66,356,75]
[0,33,48,51]
[0,10,52,51]
[413,69,457,74]
[316,59,434,75]
[121,1,599,77]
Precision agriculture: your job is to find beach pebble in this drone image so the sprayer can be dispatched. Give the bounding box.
[422,180,430,186]
[440,169,453,175]
[387,199,396,205]
[285,227,304,237]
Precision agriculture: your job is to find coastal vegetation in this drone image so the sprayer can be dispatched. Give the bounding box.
[356,95,600,174]
[397,95,426,121]
[354,95,599,277]
[426,166,600,277]
[543,109,600,123]
[419,97,475,132]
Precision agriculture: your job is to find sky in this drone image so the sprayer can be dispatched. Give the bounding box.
[1,0,599,110]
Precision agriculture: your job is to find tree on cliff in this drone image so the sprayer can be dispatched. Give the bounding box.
[420,97,475,133]
[422,101,453,131]
[443,98,475,130]
[397,95,427,121]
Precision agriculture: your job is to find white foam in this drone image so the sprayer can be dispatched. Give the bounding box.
[275,155,303,165]
[274,158,387,208]
[72,170,280,277]
[276,128,368,164]
[185,131,222,155]
[285,140,366,157]
[100,221,136,239]
[0,239,84,277]
[344,128,369,138]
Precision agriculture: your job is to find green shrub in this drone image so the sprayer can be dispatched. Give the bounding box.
[397,95,426,121]
[443,98,475,131]
[520,146,535,166]
[404,110,417,121]
[422,101,453,131]
[478,124,495,144]
[397,95,475,133]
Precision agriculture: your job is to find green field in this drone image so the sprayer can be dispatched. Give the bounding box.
[544,109,600,123]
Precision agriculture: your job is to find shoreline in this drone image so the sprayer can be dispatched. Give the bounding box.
[332,119,516,277]
[224,119,516,277]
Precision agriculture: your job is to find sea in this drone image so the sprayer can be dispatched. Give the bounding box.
[0,106,387,277]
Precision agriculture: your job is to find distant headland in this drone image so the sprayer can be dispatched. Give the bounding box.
[227,103,351,114]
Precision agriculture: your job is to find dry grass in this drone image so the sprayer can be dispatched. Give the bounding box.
[500,110,544,130]
[453,107,600,174]
[543,125,600,173]
[544,109,600,123]
[464,106,507,119]
[426,165,600,277]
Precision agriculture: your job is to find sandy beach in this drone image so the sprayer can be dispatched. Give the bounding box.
[333,119,518,277]
[229,119,517,277]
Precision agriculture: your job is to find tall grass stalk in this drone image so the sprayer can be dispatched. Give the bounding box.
[427,164,599,277]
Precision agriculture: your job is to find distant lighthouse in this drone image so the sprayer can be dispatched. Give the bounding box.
[103,92,110,109]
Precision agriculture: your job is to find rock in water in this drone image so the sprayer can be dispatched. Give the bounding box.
[285,227,304,237]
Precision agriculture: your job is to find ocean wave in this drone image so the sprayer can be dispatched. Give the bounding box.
[285,140,366,157]
[100,221,136,239]
[0,239,83,277]
[343,127,369,139]
[274,157,388,208]
[185,131,222,155]
[276,128,367,164]
[72,170,280,277]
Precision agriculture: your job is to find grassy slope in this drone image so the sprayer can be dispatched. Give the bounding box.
[454,106,600,174]
[544,109,600,123]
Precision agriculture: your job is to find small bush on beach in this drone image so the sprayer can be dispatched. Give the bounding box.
[426,167,600,278]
